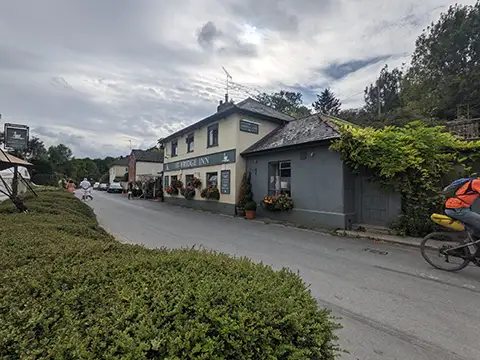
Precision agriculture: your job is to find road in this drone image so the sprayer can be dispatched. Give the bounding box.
[88,191,480,360]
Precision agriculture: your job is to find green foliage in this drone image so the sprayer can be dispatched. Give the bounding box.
[243,172,257,211]
[330,121,480,236]
[364,65,403,116]
[31,173,56,186]
[200,186,220,200]
[403,2,480,120]
[0,191,340,358]
[312,88,341,115]
[255,90,312,119]
[237,172,247,207]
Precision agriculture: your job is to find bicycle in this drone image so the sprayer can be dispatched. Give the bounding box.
[420,213,480,271]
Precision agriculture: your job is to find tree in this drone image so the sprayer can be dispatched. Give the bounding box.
[28,136,47,160]
[312,88,341,115]
[364,65,403,117]
[47,144,72,174]
[255,90,312,118]
[403,2,480,120]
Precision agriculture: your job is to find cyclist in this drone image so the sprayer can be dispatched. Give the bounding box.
[444,177,480,244]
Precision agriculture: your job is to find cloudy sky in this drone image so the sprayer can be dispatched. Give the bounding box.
[0,0,472,158]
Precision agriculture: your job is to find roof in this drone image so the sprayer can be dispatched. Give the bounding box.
[161,97,294,143]
[242,113,348,155]
[110,157,130,167]
[131,149,164,163]
[0,150,33,171]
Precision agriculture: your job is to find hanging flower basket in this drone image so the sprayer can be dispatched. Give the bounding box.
[166,185,179,196]
[191,177,202,189]
[183,186,196,200]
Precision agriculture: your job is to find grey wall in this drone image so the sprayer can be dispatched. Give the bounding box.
[245,145,349,229]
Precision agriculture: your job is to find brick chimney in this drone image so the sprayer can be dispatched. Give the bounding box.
[217,93,234,112]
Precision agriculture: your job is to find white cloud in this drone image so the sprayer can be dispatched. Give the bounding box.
[0,0,475,157]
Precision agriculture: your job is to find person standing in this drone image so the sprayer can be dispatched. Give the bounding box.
[79,178,93,200]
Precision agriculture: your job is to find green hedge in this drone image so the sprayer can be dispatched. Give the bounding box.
[0,191,340,359]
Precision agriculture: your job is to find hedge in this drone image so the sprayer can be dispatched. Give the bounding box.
[0,191,340,359]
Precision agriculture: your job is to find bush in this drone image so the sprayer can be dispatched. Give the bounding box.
[0,191,340,359]
[31,173,56,186]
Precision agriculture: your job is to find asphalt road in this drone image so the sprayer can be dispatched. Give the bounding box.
[87,191,480,360]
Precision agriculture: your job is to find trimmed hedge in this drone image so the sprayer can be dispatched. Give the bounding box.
[0,191,340,359]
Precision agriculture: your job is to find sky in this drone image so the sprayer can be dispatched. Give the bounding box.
[0,0,473,158]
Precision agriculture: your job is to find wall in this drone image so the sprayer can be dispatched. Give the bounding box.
[245,145,349,229]
[135,161,163,180]
[109,165,128,184]
[163,111,281,212]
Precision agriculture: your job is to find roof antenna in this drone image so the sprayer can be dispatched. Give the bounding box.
[222,66,232,102]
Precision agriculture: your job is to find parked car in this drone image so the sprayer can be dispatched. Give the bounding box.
[99,183,108,191]
[107,182,123,193]
[93,182,100,189]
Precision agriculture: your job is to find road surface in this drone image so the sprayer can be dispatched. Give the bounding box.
[87,191,480,360]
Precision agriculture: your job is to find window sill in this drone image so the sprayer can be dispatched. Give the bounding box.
[207,144,219,149]
[187,150,194,153]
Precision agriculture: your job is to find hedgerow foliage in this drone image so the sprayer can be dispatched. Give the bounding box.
[0,191,340,359]
[330,121,480,236]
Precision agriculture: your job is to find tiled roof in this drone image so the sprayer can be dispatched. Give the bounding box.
[234,98,295,122]
[131,149,164,163]
[242,113,346,155]
[160,97,294,143]
[110,157,130,167]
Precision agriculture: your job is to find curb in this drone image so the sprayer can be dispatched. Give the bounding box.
[335,230,423,248]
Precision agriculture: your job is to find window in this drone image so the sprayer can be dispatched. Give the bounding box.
[164,175,169,189]
[171,140,178,157]
[186,134,194,152]
[268,161,291,196]
[185,174,194,186]
[171,175,178,186]
[206,172,218,187]
[207,124,218,147]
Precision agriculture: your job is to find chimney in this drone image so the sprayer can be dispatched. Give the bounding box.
[217,95,234,112]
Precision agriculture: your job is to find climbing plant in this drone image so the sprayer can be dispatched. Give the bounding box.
[330,121,480,236]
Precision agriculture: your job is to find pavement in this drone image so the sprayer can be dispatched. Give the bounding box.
[87,191,480,360]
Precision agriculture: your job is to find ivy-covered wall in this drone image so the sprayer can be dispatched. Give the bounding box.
[330,121,480,236]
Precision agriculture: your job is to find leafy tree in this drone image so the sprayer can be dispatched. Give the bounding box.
[312,88,341,115]
[28,136,47,159]
[255,90,312,118]
[364,65,403,117]
[47,144,72,174]
[403,2,480,120]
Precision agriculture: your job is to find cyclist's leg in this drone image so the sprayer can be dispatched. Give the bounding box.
[446,208,480,255]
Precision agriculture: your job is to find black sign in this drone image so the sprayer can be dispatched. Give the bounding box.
[239,120,259,134]
[220,170,230,194]
[164,149,236,172]
[4,123,29,150]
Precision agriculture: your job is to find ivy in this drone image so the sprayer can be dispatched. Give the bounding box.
[330,121,480,236]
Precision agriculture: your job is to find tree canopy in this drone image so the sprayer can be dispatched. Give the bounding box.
[254,90,312,118]
[312,88,341,115]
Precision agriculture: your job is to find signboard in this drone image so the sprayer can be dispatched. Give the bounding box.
[4,123,29,150]
[239,119,259,134]
[164,149,236,172]
[220,170,230,194]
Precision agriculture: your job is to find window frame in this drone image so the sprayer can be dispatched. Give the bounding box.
[185,174,194,186]
[186,133,194,153]
[171,140,178,157]
[268,161,291,196]
[207,123,219,148]
[206,171,218,187]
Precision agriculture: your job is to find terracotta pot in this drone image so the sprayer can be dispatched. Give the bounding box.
[245,210,256,219]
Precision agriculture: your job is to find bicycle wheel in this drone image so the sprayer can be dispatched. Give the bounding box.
[421,232,471,271]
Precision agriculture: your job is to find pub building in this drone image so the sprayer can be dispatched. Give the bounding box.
[160,96,293,215]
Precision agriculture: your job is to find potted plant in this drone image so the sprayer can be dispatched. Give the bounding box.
[244,172,256,219]
[236,172,247,216]
[244,200,257,219]
[183,185,196,200]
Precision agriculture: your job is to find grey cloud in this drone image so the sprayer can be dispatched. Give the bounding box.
[321,56,392,80]
[197,21,258,58]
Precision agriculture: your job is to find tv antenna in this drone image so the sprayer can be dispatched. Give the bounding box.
[222,67,232,98]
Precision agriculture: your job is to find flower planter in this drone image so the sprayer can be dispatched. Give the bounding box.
[236,207,245,217]
[245,210,256,219]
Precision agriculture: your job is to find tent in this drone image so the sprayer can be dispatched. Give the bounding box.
[0,150,33,201]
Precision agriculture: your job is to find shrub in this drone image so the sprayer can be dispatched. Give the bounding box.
[31,173,55,186]
[237,172,247,208]
[0,191,340,359]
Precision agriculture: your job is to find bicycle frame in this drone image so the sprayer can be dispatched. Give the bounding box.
[443,228,480,260]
